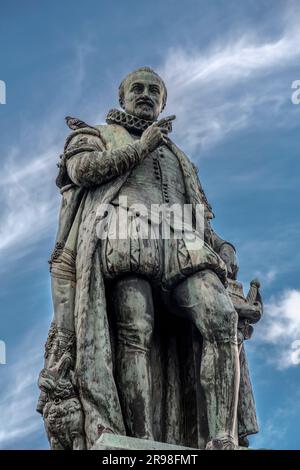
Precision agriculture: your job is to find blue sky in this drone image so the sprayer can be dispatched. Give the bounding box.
[0,0,300,449]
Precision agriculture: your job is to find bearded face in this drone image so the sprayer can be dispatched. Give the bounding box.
[121,71,165,121]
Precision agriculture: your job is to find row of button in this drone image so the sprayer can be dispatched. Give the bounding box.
[162,181,169,202]
[152,155,160,180]
[153,149,170,202]
[158,147,164,158]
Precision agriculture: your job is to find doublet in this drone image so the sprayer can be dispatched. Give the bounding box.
[64,115,228,289]
[99,134,225,288]
[117,141,186,207]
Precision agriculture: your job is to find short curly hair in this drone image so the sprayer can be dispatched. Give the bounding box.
[118,66,167,111]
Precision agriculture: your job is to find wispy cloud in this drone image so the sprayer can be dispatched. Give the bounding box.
[0,322,49,449]
[2,11,299,264]
[159,6,300,152]
[0,43,93,269]
[255,289,300,369]
[0,144,59,261]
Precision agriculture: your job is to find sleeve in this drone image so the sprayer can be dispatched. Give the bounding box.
[65,129,148,188]
[207,222,238,280]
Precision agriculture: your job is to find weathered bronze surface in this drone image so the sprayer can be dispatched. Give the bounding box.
[38,67,263,450]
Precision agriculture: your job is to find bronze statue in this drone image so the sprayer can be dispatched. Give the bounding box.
[38,67,262,450]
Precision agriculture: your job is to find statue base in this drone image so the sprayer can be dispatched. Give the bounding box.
[91,433,198,450]
[91,433,250,450]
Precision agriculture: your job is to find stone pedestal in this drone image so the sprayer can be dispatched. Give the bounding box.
[91,433,198,451]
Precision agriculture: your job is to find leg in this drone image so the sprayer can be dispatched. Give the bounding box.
[172,269,240,448]
[72,433,86,450]
[113,275,154,439]
[50,436,64,450]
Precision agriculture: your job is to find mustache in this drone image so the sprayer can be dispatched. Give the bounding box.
[135,97,154,107]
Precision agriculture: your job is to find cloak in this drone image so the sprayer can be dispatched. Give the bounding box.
[38,120,259,449]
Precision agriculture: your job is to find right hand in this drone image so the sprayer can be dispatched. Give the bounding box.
[140,123,168,153]
[140,116,176,153]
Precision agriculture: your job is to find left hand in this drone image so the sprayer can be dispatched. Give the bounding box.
[219,244,239,279]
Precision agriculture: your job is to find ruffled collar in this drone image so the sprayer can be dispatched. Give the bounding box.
[106,108,173,135]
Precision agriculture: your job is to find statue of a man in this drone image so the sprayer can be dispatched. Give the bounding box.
[38,67,261,450]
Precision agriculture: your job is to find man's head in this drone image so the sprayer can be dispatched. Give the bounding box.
[119,66,167,121]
